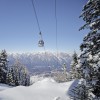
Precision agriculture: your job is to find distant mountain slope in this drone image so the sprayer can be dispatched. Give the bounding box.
[8,52,72,74]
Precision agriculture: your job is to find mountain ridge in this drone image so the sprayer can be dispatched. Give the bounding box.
[8,52,72,74]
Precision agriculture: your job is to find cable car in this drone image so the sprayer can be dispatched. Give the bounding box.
[38,39,44,47]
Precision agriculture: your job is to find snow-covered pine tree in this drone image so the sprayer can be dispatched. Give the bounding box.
[70,79,88,100]
[75,0,100,99]
[11,60,30,86]
[24,72,30,86]
[0,50,8,83]
[70,51,79,79]
[20,65,30,86]
[6,68,15,86]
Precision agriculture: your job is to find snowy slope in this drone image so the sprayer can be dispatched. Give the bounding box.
[0,78,74,100]
[0,84,12,91]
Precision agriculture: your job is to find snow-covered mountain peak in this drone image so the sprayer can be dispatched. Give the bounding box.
[8,52,72,74]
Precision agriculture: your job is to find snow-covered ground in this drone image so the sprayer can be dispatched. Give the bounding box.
[0,84,12,91]
[0,77,75,100]
[30,75,44,84]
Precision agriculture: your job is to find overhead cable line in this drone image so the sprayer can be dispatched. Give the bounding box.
[31,0,50,67]
[55,0,59,67]
[31,0,45,50]
[31,0,41,32]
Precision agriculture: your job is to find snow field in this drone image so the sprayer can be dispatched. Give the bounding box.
[0,78,74,100]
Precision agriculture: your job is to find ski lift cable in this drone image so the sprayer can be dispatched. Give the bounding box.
[31,0,49,66]
[31,0,41,32]
[31,0,49,67]
[55,0,59,67]
[31,0,45,49]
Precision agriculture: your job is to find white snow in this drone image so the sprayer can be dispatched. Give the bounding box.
[0,78,74,100]
[0,84,12,91]
[30,75,44,84]
[89,92,96,98]
[90,22,96,27]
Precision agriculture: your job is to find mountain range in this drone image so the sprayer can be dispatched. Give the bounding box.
[8,52,72,74]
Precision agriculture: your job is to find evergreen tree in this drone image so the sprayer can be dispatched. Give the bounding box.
[70,51,79,79]
[11,60,30,86]
[70,0,100,100]
[72,0,100,99]
[70,79,89,100]
[0,50,8,83]
[62,63,68,81]
[0,50,30,86]
[6,68,15,86]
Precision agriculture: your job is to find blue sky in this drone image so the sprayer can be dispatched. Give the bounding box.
[0,0,87,53]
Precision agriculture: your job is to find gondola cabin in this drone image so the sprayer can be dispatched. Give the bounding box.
[38,40,44,47]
